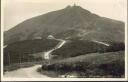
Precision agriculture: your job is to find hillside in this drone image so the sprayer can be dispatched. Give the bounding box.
[41,51,124,77]
[4,39,59,66]
[52,40,125,59]
[4,5,124,45]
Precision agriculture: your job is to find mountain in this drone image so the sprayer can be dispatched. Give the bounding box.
[4,5,125,77]
[4,5,125,45]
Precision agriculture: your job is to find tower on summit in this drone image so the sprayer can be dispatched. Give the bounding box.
[74,3,76,6]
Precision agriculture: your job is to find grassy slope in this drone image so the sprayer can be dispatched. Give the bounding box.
[52,40,124,59]
[4,39,59,66]
[42,51,124,77]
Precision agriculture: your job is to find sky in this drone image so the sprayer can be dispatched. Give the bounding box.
[3,0,127,31]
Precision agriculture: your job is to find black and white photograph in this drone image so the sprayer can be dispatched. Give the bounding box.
[1,0,127,81]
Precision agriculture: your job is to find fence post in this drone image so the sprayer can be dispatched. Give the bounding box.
[8,52,10,66]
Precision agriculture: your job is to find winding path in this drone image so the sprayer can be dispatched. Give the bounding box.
[4,36,66,78]
[92,40,110,46]
[44,39,66,59]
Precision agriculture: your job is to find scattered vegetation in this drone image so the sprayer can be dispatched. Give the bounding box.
[42,51,124,77]
[52,40,125,59]
[4,39,59,66]
[4,61,44,72]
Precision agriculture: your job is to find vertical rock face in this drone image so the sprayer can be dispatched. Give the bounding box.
[4,5,124,45]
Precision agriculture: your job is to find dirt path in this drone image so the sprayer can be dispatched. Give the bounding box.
[4,65,50,78]
[44,39,66,59]
[4,36,66,78]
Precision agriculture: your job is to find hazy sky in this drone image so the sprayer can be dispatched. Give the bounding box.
[3,0,127,31]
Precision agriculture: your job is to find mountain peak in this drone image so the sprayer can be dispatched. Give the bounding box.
[66,5,72,9]
[65,5,90,13]
[65,4,82,9]
[64,5,91,16]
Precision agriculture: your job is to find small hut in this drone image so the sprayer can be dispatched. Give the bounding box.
[47,35,55,39]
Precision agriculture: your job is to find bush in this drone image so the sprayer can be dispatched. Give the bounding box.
[42,51,124,77]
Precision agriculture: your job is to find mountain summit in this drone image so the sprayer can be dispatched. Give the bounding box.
[4,5,124,45]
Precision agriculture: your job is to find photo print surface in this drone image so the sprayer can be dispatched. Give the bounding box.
[1,0,127,81]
